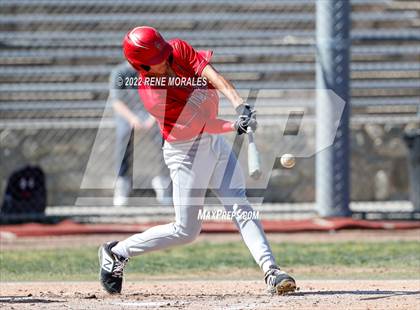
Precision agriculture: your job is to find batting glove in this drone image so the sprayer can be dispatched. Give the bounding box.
[234,114,258,135]
[235,103,254,118]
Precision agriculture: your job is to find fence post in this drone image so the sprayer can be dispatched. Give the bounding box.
[315,0,352,217]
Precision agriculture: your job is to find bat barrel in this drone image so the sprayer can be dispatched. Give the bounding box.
[247,127,262,179]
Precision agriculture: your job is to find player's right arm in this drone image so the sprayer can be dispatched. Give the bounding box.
[176,40,255,133]
[174,39,246,111]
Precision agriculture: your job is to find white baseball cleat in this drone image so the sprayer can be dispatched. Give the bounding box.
[264,265,296,295]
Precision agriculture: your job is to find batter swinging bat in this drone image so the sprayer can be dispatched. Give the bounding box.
[247,127,262,179]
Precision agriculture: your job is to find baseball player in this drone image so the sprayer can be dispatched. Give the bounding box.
[99,26,296,295]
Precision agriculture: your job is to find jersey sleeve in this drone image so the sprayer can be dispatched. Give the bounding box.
[167,109,234,137]
[174,39,212,76]
[203,118,234,134]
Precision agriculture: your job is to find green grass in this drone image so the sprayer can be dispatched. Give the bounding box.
[1,241,419,281]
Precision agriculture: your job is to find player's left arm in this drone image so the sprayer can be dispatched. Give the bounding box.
[201,64,245,110]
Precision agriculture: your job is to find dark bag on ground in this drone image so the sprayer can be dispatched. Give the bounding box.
[1,165,47,215]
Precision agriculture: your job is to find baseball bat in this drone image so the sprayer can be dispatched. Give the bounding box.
[247,127,262,179]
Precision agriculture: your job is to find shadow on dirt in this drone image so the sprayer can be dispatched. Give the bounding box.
[0,296,63,304]
[292,290,420,300]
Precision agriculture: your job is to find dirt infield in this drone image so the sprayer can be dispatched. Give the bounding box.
[1,280,419,309]
[2,230,419,308]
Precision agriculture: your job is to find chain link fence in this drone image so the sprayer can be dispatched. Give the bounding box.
[0,0,419,222]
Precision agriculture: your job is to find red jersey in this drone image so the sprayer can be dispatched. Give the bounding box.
[139,39,233,142]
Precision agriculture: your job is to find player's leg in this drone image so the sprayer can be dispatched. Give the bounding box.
[112,135,216,257]
[110,186,205,258]
[209,135,276,272]
[209,135,296,294]
[99,187,204,294]
[100,135,216,293]
[101,167,205,294]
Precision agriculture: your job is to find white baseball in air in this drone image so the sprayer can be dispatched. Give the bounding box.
[280,154,296,168]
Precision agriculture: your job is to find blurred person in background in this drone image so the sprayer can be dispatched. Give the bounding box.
[109,61,172,206]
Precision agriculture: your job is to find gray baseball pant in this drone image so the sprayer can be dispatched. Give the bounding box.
[112,133,276,272]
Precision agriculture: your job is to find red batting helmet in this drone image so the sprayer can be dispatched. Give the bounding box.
[123,26,172,71]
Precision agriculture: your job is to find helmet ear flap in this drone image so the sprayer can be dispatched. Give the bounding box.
[126,59,149,74]
[140,64,151,72]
